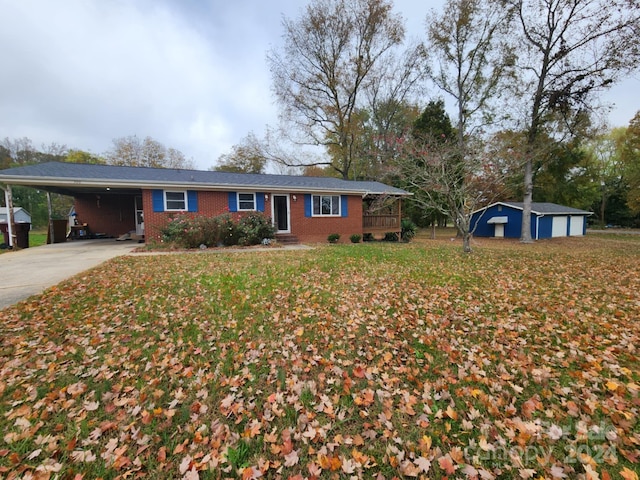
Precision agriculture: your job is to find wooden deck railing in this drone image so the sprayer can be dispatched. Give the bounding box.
[363,214,400,232]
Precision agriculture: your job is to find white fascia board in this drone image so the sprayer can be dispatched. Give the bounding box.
[471,201,508,215]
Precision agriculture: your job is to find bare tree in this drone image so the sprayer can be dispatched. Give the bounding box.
[105,135,195,169]
[397,134,507,252]
[427,0,515,153]
[267,0,425,179]
[1,137,36,165]
[347,100,421,181]
[402,0,514,252]
[357,42,428,178]
[0,145,10,170]
[507,0,640,241]
[213,132,267,174]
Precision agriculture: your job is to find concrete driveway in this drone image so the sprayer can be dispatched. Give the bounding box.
[0,240,139,310]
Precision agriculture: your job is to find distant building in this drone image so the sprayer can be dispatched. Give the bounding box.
[471,202,592,239]
[0,206,31,224]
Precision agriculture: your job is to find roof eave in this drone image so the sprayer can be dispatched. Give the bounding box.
[472,201,591,216]
[0,174,409,196]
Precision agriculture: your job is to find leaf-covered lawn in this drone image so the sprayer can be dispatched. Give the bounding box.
[1,235,639,480]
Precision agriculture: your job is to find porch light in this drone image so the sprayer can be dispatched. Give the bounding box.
[265,194,269,201]
[292,195,297,202]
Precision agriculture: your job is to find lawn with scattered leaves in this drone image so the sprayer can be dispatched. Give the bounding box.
[1,234,639,480]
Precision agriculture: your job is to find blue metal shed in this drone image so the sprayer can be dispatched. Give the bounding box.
[471,202,592,239]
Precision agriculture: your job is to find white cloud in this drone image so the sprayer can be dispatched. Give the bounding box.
[0,0,278,168]
[0,0,636,171]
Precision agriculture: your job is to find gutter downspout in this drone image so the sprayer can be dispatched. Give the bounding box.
[535,214,540,241]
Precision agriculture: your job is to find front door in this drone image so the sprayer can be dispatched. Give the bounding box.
[135,195,145,236]
[272,194,290,233]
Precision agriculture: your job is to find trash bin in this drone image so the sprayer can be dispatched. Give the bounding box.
[0,222,29,248]
[15,222,30,249]
[50,219,68,244]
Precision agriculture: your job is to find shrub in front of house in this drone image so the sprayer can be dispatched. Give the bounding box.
[382,219,417,242]
[216,213,240,246]
[401,218,417,242]
[161,212,274,248]
[350,234,361,243]
[327,233,340,244]
[237,212,276,246]
[161,213,209,248]
[383,231,399,242]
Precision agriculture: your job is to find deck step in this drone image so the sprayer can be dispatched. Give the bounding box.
[275,234,300,245]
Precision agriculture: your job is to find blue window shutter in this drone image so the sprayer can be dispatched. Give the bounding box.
[256,192,265,212]
[341,195,348,217]
[304,194,312,217]
[187,191,198,212]
[152,190,164,212]
[228,192,238,212]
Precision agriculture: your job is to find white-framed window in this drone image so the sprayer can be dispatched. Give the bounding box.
[312,195,340,216]
[164,191,187,211]
[238,192,256,211]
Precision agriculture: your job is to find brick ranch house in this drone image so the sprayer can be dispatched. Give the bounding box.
[0,162,411,244]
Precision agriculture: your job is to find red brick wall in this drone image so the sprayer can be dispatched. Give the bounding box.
[141,189,364,244]
[288,193,363,243]
[74,193,137,238]
[142,190,232,241]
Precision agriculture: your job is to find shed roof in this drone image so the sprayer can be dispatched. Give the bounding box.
[0,207,28,216]
[474,201,592,216]
[0,207,31,224]
[0,162,410,197]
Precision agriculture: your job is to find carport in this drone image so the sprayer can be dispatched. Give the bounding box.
[0,239,138,310]
[0,163,144,244]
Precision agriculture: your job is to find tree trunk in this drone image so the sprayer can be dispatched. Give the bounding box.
[431,222,436,239]
[46,191,55,244]
[520,157,534,243]
[462,232,472,253]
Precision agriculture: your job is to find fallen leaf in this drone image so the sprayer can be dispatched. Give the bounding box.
[620,468,639,480]
[284,449,299,467]
[438,455,456,475]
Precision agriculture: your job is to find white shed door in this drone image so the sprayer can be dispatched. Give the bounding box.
[552,216,568,237]
[569,216,584,236]
[494,224,504,238]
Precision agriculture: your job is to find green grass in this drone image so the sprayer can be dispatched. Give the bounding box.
[0,234,639,479]
[0,229,47,252]
[29,230,48,247]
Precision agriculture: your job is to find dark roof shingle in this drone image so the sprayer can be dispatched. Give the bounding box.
[502,202,592,215]
[0,162,409,196]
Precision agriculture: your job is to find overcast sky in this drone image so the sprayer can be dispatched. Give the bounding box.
[1,0,638,170]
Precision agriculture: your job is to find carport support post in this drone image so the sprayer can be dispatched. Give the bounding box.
[3,184,15,248]
[46,191,55,244]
